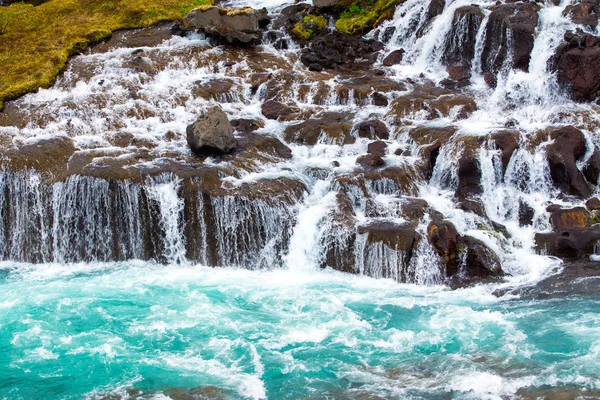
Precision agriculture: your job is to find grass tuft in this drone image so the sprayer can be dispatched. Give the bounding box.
[0,0,213,110]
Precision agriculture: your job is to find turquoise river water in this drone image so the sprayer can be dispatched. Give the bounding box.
[0,262,598,399]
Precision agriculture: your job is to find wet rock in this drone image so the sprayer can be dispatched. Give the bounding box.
[545,126,592,198]
[427,220,459,276]
[358,221,419,253]
[230,118,264,134]
[554,31,600,101]
[518,199,535,226]
[312,0,348,8]
[442,6,484,74]
[490,130,519,176]
[300,31,383,71]
[186,106,236,155]
[409,126,456,179]
[563,1,600,29]
[179,6,262,44]
[356,154,386,169]
[455,135,485,200]
[191,79,234,100]
[535,225,600,259]
[481,2,540,76]
[4,136,76,180]
[261,100,301,121]
[284,117,354,145]
[582,147,600,184]
[550,206,592,229]
[452,235,503,286]
[367,140,387,157]
[356,120,389,140]
[586,196,600,210]
[382,49,405,66]
[372,92,389,106]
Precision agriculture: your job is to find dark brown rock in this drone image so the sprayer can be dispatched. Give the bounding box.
[356,120,389,140]
[427,220,459,276]
[481,3,540,76]
[545,126,592,198]
[555,31,600,101]
[284,118,354,145]
[367,140,387,157]
[586,196,600,210]
[382,49,405,66]
[261,100,301,121]
[356,154,386,169]
[372,92,389,106]
[490,130,519,175]
[535,225,600,259]
[550,206,592,229]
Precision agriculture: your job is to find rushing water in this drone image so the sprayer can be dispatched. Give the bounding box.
[1,0,600,397]
[0,262,599,400]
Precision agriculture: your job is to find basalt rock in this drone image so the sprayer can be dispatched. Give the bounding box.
[545,126,593,198]
[550,206,592,229]
[300,31,383,71]
[455,135,485,200]
[427,219,459,276]
[442,6,484,75]
[535,225,600,259]
[382,49,405,66]
[356,154,386,169]
[355,120,389,140]
[481,2,540,76]
[367,141,387,157]
[554,31,600,102]
[178,6,262,44]
[586,197,600,210]
[284,117,354,145]
[490,130,520,176]
[186,106,236,156]
[451,235,503,287]
[409,126,456,179]
[261,100,302,121]
[563,1,600,29]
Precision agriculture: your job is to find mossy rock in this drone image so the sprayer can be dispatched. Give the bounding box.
[335,0,400,35]
[291,14,327,40]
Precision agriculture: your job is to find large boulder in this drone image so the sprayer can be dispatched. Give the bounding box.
[179,6,262,44]
[554,31,600,101]
[480,3,540,76]
[186,106,236,155]
[545,126,593,198]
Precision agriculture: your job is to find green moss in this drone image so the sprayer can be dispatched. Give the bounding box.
[335,0,400,35]
[291,14,327,40]
[0,0,213,111]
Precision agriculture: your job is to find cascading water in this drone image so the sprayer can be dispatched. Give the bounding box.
[0,0,599,397]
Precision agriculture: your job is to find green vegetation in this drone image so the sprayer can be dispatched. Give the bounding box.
[0,0,213,110]
[335,0,400,35]
[291,14,327,40]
